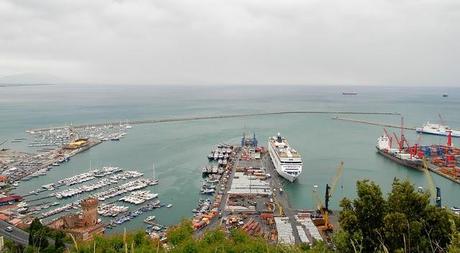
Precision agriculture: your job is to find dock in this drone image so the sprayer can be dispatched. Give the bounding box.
[194,138,331,245]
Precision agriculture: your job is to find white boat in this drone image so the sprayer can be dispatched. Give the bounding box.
[268,133,302,182]
[166,204,173,208]
[416,122,460,137]
[144,216,156,223]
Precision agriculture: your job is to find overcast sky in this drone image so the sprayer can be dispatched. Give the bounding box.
[0,0,459,86]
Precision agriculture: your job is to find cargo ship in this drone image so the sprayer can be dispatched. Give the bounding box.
[342,92,358,95]
[376,132,424,171]
[268,133,302,182]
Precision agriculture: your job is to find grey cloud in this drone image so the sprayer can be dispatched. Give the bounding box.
[0,0,459,85]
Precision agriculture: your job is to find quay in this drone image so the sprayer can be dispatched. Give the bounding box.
[194,135,333,245]
[427,162,460,184]
[27,111,400,132]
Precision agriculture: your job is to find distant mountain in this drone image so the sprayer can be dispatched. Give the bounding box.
[0,73,65,86]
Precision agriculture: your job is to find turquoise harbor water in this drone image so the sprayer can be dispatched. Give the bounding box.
[1,85,459,233]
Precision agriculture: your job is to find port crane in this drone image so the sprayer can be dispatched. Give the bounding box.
[312,161,344,232]
[325,161,344,212]
[383,128,393,148]
[392,117,410,151]
[421,158,441,208]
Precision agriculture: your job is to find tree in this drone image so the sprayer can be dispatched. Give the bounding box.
[337,180,386,252]
[167,219,194,246]
[27,218,49,251]
[54,230,66,252]
[335,178,459,253]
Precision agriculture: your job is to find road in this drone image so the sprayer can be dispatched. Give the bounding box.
[0,221,29,246]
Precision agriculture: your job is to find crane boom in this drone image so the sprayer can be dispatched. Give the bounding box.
[422,158,441,207]
[325,161,344,212]
[383,128,393,148]
[393,133,402,150]
[329,161,344,198]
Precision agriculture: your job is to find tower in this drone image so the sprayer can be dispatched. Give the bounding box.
[80,198,99,226]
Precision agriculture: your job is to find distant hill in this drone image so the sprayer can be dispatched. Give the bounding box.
[0,73,65,86]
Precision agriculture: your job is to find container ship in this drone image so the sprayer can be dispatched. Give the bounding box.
[377,124,460,183]
[268,133,302,182]
[376,132,424,171]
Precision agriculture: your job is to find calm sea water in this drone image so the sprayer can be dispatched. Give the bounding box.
[1,85,459,233]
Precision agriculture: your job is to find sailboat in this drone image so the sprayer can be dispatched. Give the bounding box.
[151,162,159,185]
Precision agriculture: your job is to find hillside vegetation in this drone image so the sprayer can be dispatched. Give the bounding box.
[4,179,460,253]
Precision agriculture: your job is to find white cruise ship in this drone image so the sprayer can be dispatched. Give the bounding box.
[416,122,460,137]
[268,133,302,182]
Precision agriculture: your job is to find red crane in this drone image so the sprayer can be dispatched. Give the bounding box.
[393,133,402,150]
[383,128,393,148]
[411,134,423,158]
[399,117,411,149]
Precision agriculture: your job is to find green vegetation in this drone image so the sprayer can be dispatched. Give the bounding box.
[2,179,459,253]
[70,220,328,253]
[335,179,460,252]
[23,218,66,253]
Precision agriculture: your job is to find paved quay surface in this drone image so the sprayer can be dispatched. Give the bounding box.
[196,146,303,243]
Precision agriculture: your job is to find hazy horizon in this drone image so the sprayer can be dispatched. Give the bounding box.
[1,0,459,86]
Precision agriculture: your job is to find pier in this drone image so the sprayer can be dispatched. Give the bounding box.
[194,139,331,245]
[27,111,400,132]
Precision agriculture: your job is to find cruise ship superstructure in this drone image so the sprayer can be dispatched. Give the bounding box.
[268,133,302,182]
[416,122,460,137]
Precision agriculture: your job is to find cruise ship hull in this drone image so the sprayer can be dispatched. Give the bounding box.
[268,142,301,182]
[416,128,460,137]
[376,148,424,172]
[274,165,299,182]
